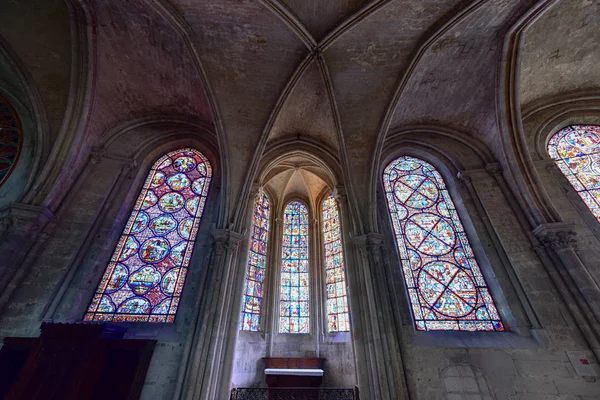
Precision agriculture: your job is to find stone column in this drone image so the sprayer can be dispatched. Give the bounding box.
[349,233,408,400]
[178,228,243,400]
[533,223,600,324]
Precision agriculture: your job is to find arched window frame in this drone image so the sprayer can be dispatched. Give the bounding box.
[239,189,273,332]
[79,144,218,327]
[379,150,519,335]
[84,148,212,323]
[320,192,350,334]
[276,197,312,334]
[540,122,600,241]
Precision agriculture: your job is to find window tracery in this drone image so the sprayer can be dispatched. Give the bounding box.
[279,201,310,334]
[0,94,23,188]
[84,148,211,323]
[240,191,270,331]
[323,195,349,332]
[547,125,600,222]
[383,156,503,331]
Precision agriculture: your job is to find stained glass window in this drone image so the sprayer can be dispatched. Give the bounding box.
[322,195,350,332]
[548,125,600,222]
[279,201,310,333]
[0,94,23,188]
[240,191,270,331]
[383,156,504,331]
[84,148,212,323]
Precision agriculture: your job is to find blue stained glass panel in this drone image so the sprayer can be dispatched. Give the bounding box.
[240,192,270,331]
[323,195,350,332]
[84,148,211,323]
[383,156,504,331]
[548,125,600,222]
[279,201,310,333]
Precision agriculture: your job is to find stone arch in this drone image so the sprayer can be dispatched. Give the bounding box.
[0,38,49,207]
[375,126,536,337]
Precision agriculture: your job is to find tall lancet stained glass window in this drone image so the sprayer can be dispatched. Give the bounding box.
[85,148,212,323]
[240,192,270,331]
[383,156,503,331]
[323,195,350,332]
[279,201,310,333]
[548,125,600,222]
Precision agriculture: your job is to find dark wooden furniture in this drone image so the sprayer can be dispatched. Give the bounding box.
[0,323,155,400]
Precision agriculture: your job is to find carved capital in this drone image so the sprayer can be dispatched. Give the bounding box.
[249,183,262,201]
[485,162,502,177]
[352,235,368,258]
[212,229,244,257]
[332,186,348,206]
[0,203,53,237]
[533,222,577,250]
[456,172,473,186]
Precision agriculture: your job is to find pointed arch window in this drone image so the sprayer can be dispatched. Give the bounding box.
[279,201,310,333]
[548,125,600,222]
[84,148,212,323]
[383,156,503,331]
[240,192,270,331]
[323,195,349,332]
[0,94,23,188]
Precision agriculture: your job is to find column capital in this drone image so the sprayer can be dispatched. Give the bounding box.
[456,172,473,186]
[331,185,348,205]
[0,203,54,237]
[533,222,577,250]
[211,229,244,256]
[485,162,503,177]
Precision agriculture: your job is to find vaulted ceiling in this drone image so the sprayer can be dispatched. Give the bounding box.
[1,0,598,227]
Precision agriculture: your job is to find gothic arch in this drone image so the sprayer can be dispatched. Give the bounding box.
[47,119,222,329]
[376,134,536,338]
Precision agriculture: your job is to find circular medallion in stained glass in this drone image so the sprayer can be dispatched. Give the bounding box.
[418,261,476,318]
[178,218,193,239]
[141,191,158,209]
[117,297,150,314]
[128,266,161,295]
[161,268,179,295]
[149,215,177,235]
[185,197,200,215]
[159,192,185,212]
[405,213,455,256]
[106,263,129,292]
[167,173,191,191]
[394,175,438,209]
[197,162,208,176]
[566,129,600,153]
[139,237,170,263]
[173,156,196,172]
[192,177,206,195]
[118,237,139,261]
[131,212,149,234]
[170,242,187,265]
[151,171,166,188]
